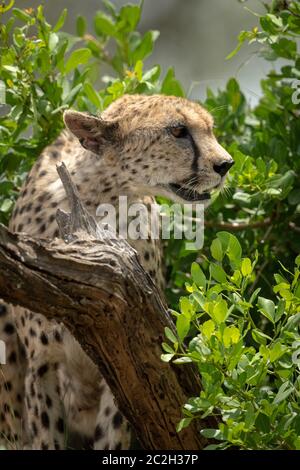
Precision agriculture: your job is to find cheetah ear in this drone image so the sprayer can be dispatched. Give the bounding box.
[63,110,119,155]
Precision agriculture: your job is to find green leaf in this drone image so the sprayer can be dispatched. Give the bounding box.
[273,382,294,404]
[0,182,14,194]
[230,269,242,287]
[252,328,272,345]
[260,14,283,34]
[273,282,290,295]
[162,342,174,353]
[271,38,297,60]
[200,428,223,439]
[176,314,190,342]
[249,288,261,305]
[293,437,300,450]
[275,299,285,322]
[107,80,125,99]
[267,171,295,191]
[288,189,300,206]
[83,82,102,108]
[223,326,240,347]
[257,296,276,324]
[161,67,185,97]
[180,297,194,319]
[283,313,300,331]
[217,231,242,267]
[176,418,192,433]
[130,30,159,64]
[241,258,252,276]
[64,48,92,73]
[12,8,32,22]
[142,65,161,82]
[53,8,67,32]
[94,11,116,36]
[63,83,83,105]
[118,4,141,32]
[204,443,228,450]
[255,413,270,434]
[134,60,143,81]
[0,0,14,13]
[269,342,286,363]
[173,356,193,364]
[210,238,223,262]
[202,320,215,339]
[191,262,206,288]
[161,353,174,362]
[212,299,228,324]
[49,33,59,52]
[0,199,13,213]
[102,0,117,17]
[263,188,281,197]
[192,291,206,309]
[76,15,87,37]
[165,326,177,344]
[209,263,227,283]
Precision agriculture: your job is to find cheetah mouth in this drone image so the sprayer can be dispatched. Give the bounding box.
[167,183,211,202]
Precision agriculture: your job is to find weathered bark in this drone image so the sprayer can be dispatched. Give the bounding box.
[0,162,218,450]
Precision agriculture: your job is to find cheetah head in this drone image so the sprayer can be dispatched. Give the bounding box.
[64,94,233,206]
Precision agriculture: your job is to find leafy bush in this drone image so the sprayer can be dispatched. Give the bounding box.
[162,1,300,450]
[163,233,300,449]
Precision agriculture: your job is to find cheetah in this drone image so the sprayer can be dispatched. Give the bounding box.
[0,94,233,450]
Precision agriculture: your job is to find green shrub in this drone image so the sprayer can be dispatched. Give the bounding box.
[162,1,300,450]
[163,232,300,449]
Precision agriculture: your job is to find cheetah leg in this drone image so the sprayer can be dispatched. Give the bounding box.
[0,302,27,450]
[59,329,103,447]
[24,360,65,450]
[93,380,131,450]
[58,330,131,450]
[19,313,67,450]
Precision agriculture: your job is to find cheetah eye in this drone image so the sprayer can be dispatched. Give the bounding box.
[170,126,189,139]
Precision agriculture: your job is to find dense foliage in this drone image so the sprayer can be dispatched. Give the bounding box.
[163,0,300,450]
[0,0,299,450]
[163,234,300,449]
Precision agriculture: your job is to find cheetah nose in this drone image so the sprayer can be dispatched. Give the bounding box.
[213,159,234,177]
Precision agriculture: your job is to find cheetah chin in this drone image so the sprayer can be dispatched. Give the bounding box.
[166,183,211,202]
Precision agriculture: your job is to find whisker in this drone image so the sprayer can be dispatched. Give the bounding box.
[185,177,199,186]
[209,104,230,115]
[182,172,205,187]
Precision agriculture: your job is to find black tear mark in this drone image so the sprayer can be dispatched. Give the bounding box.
[189,134,200,173]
